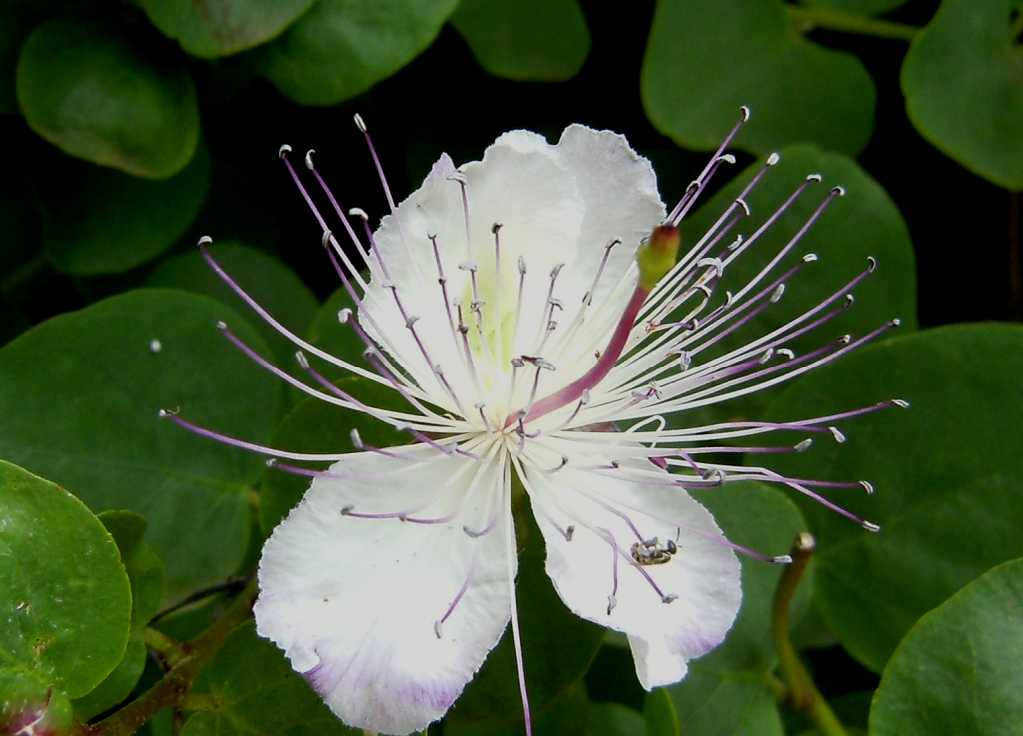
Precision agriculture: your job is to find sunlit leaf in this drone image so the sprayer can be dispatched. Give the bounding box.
[871,558,1023,736]
[452,0,590,81]
[642,0,875,155]
[16,18,199,178]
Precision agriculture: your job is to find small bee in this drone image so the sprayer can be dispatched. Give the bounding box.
[630,536,680,566]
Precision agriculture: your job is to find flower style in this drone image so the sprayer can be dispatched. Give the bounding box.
[161,109,905,735]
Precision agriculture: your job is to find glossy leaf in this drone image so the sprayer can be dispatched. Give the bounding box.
[72,639,147,721]
[139,0,318,58]
[765,323,1023,671]
[902,0,1023,189]
[17,18,199,178]
[181,621,358,735]
[146,242,318,367]
[452,0,590,81]
[0,460,131,701]
[0,290,286,601]
[254,0,459,106]
[665,669,785,736]
[643,689,679,736]
[642,0,875,155]
[446,682,590,735]
[98,510,165,631]
[40,143,210,275]
[871,558,1023,735]
[678,144,917,425]
[306,287,369,376]
[585,701,645,736]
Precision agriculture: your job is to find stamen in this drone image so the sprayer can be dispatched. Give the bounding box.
[354,114,396,210]
[504,478,532,736]
[434,566,473,639]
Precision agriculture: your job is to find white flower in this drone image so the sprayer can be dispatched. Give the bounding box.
[164,109,903,735]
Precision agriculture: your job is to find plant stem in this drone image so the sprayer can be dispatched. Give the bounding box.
[150,575,248,623]
[785,6,919,42]
[142,628,190,669]
[772,533,846,736]
[88,578,257,736]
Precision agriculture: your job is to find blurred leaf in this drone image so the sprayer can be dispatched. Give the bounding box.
[72,639,147,721]
[259,375,408,534]
[765,323,1023,672]
[452,0,590,81]
[0,290,286,601]
[446,681,590,736]
[0,460,131,707]
[643,688,679,736]
[147,242,318,368]
[98,510,166,631]
[16,18,199,178]
[254,0,459,106]
[0,6,39,114]
[902,0,1023,189]
[678,144,917,426]
[139,0,318,58]
[447,510,604,726]
[870,558,1023,736]
[585,701,645,736]
[657,482,807,734]
[798,0,909,13]
[181,621,358,735]
[307,287,368,375]
[642,0,875,155]
[39,142,210,275]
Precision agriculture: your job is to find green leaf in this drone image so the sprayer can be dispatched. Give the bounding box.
[798,0,909,14]
[643,689,679,736]
[658,482,807,735]
[98,510,166,631]
[253,0,459,106]
[39,142,210,275]
[0,460,131,703]
[452,0,590,81]
[764,323,1023,672]
[586,701,645,736]
[146,242,319,368]
[0,6,39,114]
[0,290,286,601]
[901,0,1023,189]
[870,558,1023,736]
[447,510,605,726]
[259,375,408,534]
[445,682,590,736]
[138,0,318,58]
[181,621,358,735]
[72,639,147,721]
[641,0,875,155]
[678,144,917,425]
[306,287,369,375]
[17,18,199,178]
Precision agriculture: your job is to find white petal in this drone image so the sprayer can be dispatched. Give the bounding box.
[519,442,740,690]
[255,443,513,734]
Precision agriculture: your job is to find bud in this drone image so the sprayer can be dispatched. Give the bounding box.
[637,224,681,291]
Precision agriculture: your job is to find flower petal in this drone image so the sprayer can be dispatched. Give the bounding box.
[255,443,513,734]
[518,440,741,690]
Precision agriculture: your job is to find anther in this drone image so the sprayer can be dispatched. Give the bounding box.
[550,263,565,279]
[405,315,420,329]
[844,294,855,307]
[216,320,228,330]
[518,256,527,274]
[890,318,902,327]
[828,426,846,443]
[770,283,786,303]
[794,438,813,452]
[434,621,443,639]
[678,351,692,371]
[446,171,468,184]
[149,339,162,353]
[459,261,478,273]
[740,105,751,121]
[771,555,793,565]
[565,525,575,541]
[697,257,724,277]
[265,458,277,467]
[492,222,502,234]
[295,351,310,369]
[891,399,910,408]
[304,149,315,170]
[197,235,213,248]
[341,505,354,514]
[777,348,795,360]
[766,152,780,166]
[348,207,368,221]
[157,407,180,418]
[806,173,822,182]
[607,595,616,615]
[338,308,352,323]
[867,256,878,272]
[350,429,364,449]
[759,348,775,364]
[831,185,846,196]
[859,480,875,495]
[735,198,751,216]
[803,253,818,263]
[353,113,367,133]
[862,521,881,533]
[661,594,678,605]
[278,144,292,158]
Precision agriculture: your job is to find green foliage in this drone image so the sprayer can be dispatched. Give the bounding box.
[870,558,1023,735]
[643,689,679,736]
[798,0,909,13]
[138,0,318,58]
[902,0,1023,190]
[0,459,131,726]
[16,18,199,178]
[642,0,875,155]
[452,0,590,81]
[0,290,285,601]
[40,143,210,275]
[587,701,646,736]
[253,0,459,106]
[766,324,1023,672]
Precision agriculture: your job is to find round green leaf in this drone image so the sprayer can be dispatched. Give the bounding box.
[446,682,590,735]
[765,323,1023,672]
[643,689,679,736]
[147,242,318,368]
[679,145,916,425]
[586,701,645,736]
[452,0,590,81]
[72,639,147,721]
[138,0,318,58]
[39,143,210,275]
[641,0,875,155]
[798,0,909,14]
[181,621,358,735]
[0,460,131,700]
[870,558,1023,736]
[98,510,166,631]
[902,0,1023,189]
[0,290,286,601]
[664,669,785,736]
[17,18,200,178]
[253,0,459,106]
